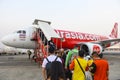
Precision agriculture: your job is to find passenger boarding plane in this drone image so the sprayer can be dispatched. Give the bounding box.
[1,19,120,55]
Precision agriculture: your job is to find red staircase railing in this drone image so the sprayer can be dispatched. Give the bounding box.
[36,31,47,58]
[31,29,48,65]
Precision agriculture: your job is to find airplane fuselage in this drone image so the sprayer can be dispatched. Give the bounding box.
[53,29,109,49]
[1,22,119,55]
[1,26,111,49]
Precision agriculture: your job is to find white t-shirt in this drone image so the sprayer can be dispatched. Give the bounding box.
[42,54,62,68]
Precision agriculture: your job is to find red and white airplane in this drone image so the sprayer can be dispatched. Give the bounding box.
[1,19,120,55]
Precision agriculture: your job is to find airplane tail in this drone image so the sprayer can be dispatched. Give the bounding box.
[109,23,118,38]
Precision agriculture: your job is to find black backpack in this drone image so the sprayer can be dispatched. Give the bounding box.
[45,56,58,78]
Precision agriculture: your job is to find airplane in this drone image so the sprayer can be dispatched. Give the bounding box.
[1,19,120,56]
[0,46,25,55]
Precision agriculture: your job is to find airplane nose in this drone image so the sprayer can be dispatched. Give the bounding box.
[1,34,18,48]
[1,36,10,45]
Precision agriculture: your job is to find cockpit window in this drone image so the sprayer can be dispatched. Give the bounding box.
[17,30,26,34]
[23,30,26,34]
[17,30,22,33]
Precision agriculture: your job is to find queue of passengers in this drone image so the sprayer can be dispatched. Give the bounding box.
[41,41,109,80]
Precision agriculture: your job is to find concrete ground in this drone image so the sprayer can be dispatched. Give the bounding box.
[0,54,43,80]
[0,53,120,80]
[104,54,120,80]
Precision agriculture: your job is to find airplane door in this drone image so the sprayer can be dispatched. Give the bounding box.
[29,26,37,39]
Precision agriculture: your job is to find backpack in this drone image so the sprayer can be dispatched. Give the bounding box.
[45,56,58,78]
[89,62,97,73]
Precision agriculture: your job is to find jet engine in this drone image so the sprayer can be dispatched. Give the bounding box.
[80,43,103,55]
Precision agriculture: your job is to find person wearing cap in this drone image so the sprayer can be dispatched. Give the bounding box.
[92,52,109,80]
[42,44,62,80]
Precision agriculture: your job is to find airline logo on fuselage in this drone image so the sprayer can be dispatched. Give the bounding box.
[55,30,108,41]
[93,45,100,53]
[19,33,26,41]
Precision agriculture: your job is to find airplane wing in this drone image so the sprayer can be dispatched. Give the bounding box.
[91,38,120,48]
[93,38,120,44]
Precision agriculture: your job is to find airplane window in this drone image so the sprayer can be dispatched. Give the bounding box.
[16,30,26,34]
[23,30,26,34]
[17,30,22,33]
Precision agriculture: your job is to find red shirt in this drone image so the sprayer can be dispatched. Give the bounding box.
[94,59,109,80]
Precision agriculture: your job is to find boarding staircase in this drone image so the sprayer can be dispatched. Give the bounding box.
[31,19,61,65]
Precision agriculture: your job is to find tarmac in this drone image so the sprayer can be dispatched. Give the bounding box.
[0,54,43,80]
[104,53,120,80]
[0,53,120,80]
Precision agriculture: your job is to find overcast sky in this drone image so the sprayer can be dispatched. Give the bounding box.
[0,0,120,47]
